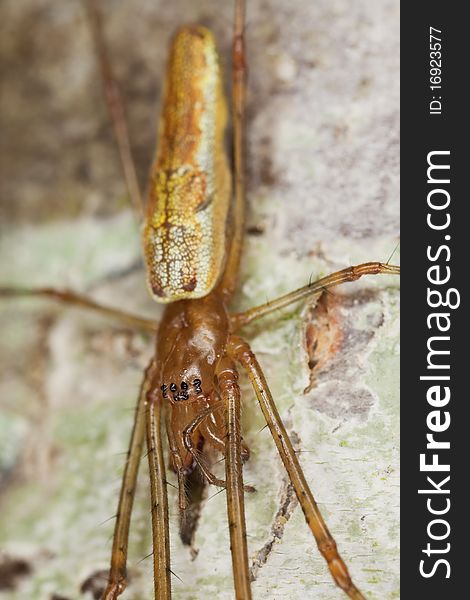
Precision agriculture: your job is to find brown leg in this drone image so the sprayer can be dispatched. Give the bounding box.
[218,0,247,294]
[183,405,227,488]
[182,405,255,492]
[102,360,155,600]
[83,0,144,219]
[146,385,172,600]
[165,410,188,513]
[217,358,252,600]
[229,335,366,600]
[199,410,251,463]
[230,262,400,330]
[0,286,157,332]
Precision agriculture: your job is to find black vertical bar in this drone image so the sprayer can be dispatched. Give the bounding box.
[401,2,466,598]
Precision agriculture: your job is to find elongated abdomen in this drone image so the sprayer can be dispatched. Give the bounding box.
[143,26,231,302]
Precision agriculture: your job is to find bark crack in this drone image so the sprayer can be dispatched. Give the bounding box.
[250,432,300,581]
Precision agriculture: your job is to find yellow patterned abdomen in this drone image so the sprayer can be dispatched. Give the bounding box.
[143,26,231,302]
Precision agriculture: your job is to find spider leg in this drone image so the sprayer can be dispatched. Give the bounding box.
[216,357,253,600]
[231,262,400,330]
[165,410,188,513]
[83,0,144,220]
[0,286,157,332]
[229,335,366,600]
[199,408,251,463]
[182,404,255,493]
[102,360,155,600]
[146,380,172,599]
[219,0,247,294]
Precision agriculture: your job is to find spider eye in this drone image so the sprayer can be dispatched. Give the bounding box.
[170,383,177,392]
[181,381,188,390]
